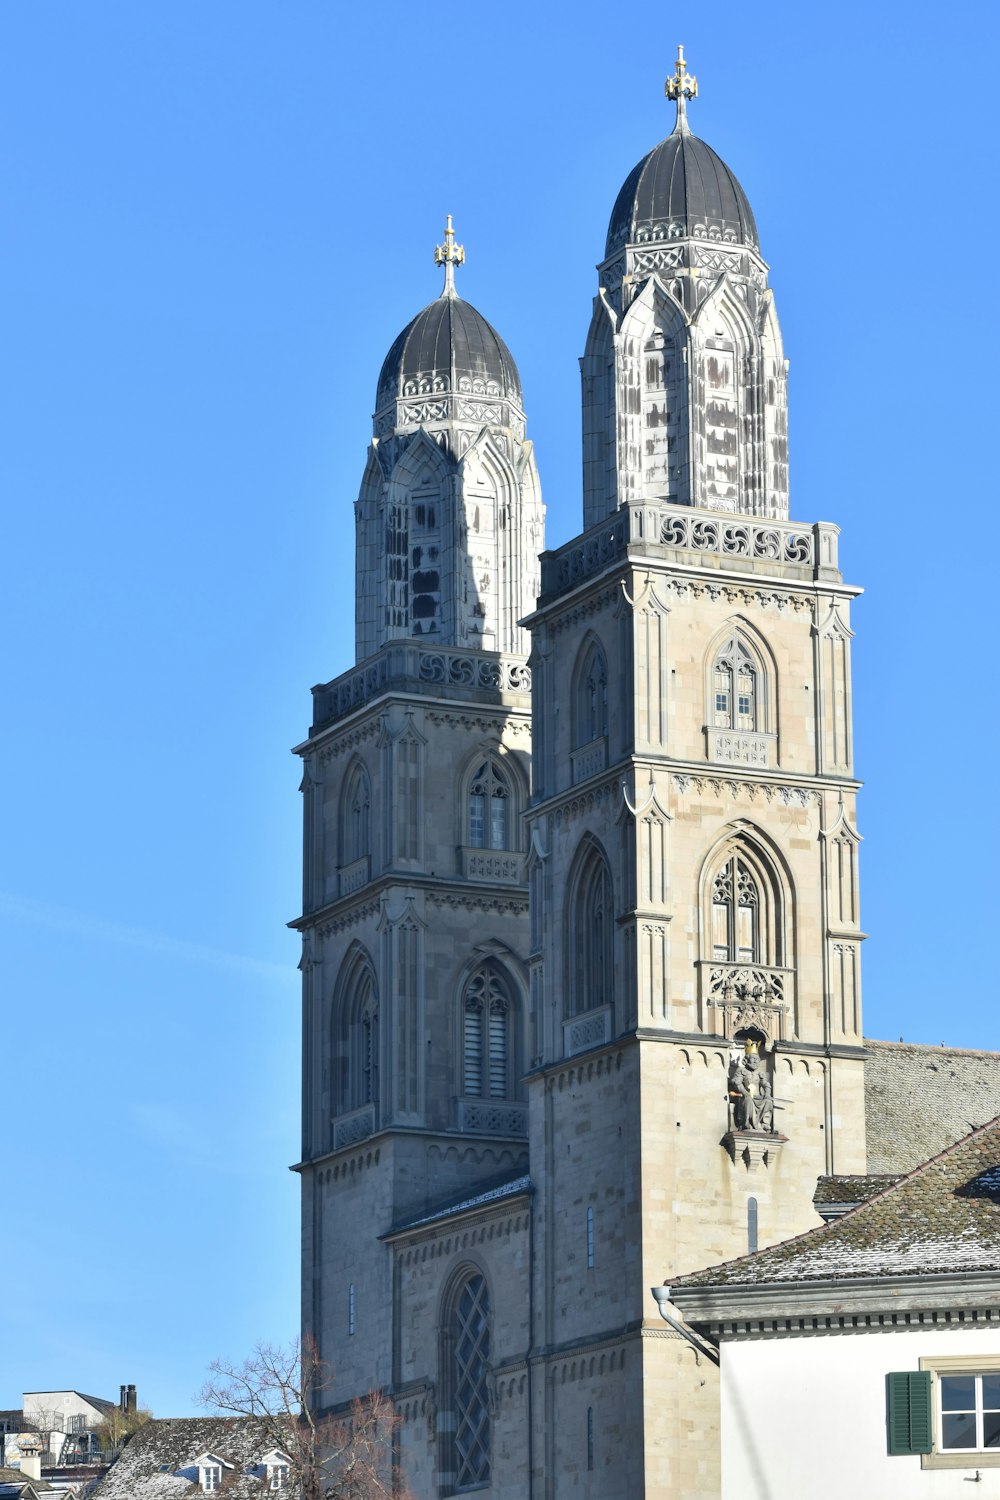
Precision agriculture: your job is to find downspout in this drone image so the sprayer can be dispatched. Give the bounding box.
[650,1286,719,1366]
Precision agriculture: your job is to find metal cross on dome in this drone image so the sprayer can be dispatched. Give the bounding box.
[665,44,698,129]
[434,214,465,295]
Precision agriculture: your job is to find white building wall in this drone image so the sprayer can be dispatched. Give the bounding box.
[722,1327,1000,1499]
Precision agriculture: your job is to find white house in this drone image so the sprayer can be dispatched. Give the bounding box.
[663,1114,1000,1497]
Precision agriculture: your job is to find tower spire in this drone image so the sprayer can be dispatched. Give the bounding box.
[665,43,698,134]
[434,213,465,297]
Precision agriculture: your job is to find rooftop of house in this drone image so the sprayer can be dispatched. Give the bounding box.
[671,1111,1000,1290]
[91,1417,295,1499]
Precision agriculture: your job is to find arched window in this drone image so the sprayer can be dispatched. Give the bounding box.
[340,761,371,867]
[442,1272,491,1492]
[569,844,614,1016]
[574,640,609,747]
[462,963,512,1099]
[334,952,379,1120]
[712,637,758,732]
[711,854,760,964]
[468,757,511,850]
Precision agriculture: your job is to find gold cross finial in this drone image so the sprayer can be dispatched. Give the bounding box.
[434,214,465,295]
[665,44,698,131]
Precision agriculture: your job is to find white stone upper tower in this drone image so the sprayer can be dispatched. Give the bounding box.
[355,217,543,659]
[582,47,789,523]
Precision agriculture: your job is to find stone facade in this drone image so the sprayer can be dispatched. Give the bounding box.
[295,58,872,1500]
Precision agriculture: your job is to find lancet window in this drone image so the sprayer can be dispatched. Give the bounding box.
[469,758,511,850]
[341,761,371,866]
[712,856,760,964]
[575,641,609,747]
[462,963,512,1100]
[445,1272,492,1491]
[335,955,380,1118]
[569,845,614,1016]
[712,637,759,732]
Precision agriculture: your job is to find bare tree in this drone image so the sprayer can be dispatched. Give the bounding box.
[95,1404,152,1454]
[199,1338,413,1500]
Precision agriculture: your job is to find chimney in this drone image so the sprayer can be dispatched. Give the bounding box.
[127,1385,137,1417]
[20,1446,42,1483]
[120,1385,127,1412]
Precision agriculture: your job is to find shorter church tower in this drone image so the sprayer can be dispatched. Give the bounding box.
[294,225,543,1444]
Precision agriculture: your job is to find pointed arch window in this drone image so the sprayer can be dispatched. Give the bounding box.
[334,956,380,1120]
[341,761,371,866]
[469,758,511,850]
[575,641,609,748]
[712,855,760,964]
[445,1272,491,1491]
[462,963,512,1100]
[713,637,758,732]
[570,846,614,1017]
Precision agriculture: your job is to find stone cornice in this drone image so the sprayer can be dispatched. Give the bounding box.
[290,870,529,933]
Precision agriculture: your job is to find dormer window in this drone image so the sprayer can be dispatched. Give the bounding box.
[269,1462,290,1489]
[202,1466,222,1492]
[189,1452,234,1493]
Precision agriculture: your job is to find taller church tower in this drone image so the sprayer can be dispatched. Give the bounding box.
[296,50,868,1500]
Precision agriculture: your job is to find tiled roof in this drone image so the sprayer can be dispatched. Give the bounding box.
[91,1417,295,1499]
[865,1038,1000,1173]
[813,1174,900,1205]
[671,1113,1000,1289]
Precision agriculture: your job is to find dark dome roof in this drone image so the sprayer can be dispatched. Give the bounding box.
[376,292,523,412]
[606,127,758,257]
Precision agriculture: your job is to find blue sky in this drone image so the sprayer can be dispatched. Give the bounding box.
[2,0,998,1418]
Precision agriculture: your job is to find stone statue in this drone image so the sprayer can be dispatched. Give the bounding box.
[729,1044,774,1133]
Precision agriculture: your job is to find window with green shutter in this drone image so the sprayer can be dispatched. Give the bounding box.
[887,1371,932,1455]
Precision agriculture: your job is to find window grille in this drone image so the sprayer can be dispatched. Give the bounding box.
[587,1407,595,1471]
[348,1282,356,1336]
[747,1196,758,1253]
[452,1274,491,1489]
[586,1206,595,1269]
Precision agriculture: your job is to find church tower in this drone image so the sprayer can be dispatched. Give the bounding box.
[294,222,542,1426]
[296,51,869,1500]
[524,49,867,1496]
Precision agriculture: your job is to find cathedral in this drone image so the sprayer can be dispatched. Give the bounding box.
[289,49,989,1499]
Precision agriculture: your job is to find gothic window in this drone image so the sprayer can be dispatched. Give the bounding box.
[569,844,614,1016]
[443,1272,491,1492]
[712,637,758,731]
[574,640,609,747]
[334,953,380,1119]
[462,963,512,1099]
[340,761,371,867]
[468,757,511,850]
[711,855,760,963]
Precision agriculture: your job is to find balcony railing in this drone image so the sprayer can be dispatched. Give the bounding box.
[571,736,608,785]
[706,730,776,769]
[339,855,370,897]
[333,1103,376,1151]
[699,963,793,1042]
[563,1005,612,1058]
[456,1098,528,1136]
[461,848,525,885]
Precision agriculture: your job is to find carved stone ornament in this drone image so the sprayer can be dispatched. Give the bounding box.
[723,1035,787,1170]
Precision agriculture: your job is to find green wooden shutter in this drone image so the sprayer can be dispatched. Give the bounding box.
[887,1371,932,1455]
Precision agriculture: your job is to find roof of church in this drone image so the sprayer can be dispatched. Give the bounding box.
[605,126,758,258]
[670,1113,1000,1290]
[813,1174,901,1206]
[375,290,523,415]
[864,1038,1000,1173]
[383,1173,532,1240]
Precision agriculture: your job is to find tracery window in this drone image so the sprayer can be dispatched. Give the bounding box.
[570,845,614,1016]
[575,641,609,747]
[462,963,512,1099]
[712,855,760,964]
[712,637,758,731]
[341,761,371,866]
[335,954,380,1118]
[447,1273,492,1491]
[468,758,511,850]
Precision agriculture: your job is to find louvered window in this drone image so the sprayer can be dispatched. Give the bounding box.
[463,964,510,1099]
